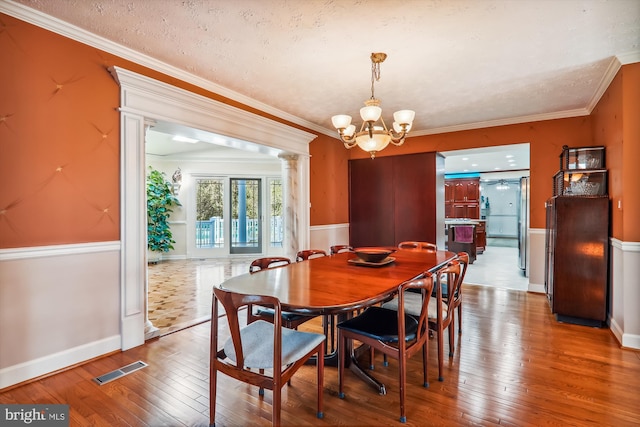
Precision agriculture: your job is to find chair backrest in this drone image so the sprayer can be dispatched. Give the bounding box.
[330,245,353,255]
[398,241,438,252]
[296,249,327,262]
[212,286,282,369]
[249,257,291,274]
[434,260,463,319]
[450,252,469,303]
[396,273,434,349]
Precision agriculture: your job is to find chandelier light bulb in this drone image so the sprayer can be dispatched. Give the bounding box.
[393,110,415,125]
[331,114,352,130]
[360,105,382,122]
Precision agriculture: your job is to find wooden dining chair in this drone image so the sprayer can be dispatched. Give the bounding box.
[247,257,314,330]
[248,256,291,273]
[296,249,328,261]
[397,241,438,251]
[429,260,463,380]
[211,286,325,426]
[337,273,434,423]
[382,258,463,382]
[330,244,353,255]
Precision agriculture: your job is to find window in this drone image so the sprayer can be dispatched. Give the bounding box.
[195,178,224,248]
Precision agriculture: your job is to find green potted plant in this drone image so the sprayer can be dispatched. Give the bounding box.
[146,167,182,261]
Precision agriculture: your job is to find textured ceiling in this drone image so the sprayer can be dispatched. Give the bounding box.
[7,0,640,139]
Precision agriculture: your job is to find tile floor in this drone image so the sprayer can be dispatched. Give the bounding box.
[147,243,529,335]
[464,245,529,291]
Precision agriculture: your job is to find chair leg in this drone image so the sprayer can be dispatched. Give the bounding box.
[330,315,336,353]
[317,342,325,419]
[448,321,455,357]
[273,384,281,427]
[369,347,375,369]
[338,332,346,399]
[422,342,429,388]
[210,365,217,426]
[259,369,265,395]
[458,304,463,334]
[437,327,444,381]
[398,352,407,423]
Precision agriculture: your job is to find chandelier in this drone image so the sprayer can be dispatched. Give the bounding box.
[496,180,511,191]
[331,52,415,159]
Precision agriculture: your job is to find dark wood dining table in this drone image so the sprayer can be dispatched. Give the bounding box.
[217,248,457,393]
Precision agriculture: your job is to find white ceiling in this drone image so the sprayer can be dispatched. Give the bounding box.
[6,0,638,172]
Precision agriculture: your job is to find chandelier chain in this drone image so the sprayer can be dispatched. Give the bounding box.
[370,60,381,100]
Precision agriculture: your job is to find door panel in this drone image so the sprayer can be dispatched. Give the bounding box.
[230,178,262,254]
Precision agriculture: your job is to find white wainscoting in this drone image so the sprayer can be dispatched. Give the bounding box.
[309,223,350,254]
[0,242,121,389]
[610,239,640,350]
[528,228,547,293]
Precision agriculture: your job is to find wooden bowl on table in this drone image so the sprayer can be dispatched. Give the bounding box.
[353,247,395,263]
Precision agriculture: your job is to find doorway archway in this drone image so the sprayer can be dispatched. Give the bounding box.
[110,66,316,349]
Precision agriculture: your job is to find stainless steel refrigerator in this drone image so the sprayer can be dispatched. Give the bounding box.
[518,177,530,276]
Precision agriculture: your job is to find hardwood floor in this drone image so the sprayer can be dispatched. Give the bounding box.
[2,285,639,426]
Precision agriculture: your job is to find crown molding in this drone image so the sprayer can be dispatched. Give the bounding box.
[617,51,640,65]
[0,0,329,137]
[585,56,622,113]
[410,108,590,137]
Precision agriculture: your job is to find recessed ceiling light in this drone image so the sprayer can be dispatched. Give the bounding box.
[462,157,469,161]
[494,167,502,170]
[506,154,514,158]
[172,135,199,143]
[471,163,478,166]
[463,169,469,172]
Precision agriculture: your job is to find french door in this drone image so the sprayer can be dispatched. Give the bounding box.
[230,178,262,254]
[192,176,283,257]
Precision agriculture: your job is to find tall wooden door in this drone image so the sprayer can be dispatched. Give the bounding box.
[349,152,445,248]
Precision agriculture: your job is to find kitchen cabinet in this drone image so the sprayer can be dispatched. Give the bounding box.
[453,179,479,202]
[349,152,445,249]
[445,177,480,219]
[451,202,479,219]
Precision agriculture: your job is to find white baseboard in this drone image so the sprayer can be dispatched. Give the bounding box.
[610,316,624,345]
[527,282,545,293]
[610,316,640,349]
[0,335,121,390]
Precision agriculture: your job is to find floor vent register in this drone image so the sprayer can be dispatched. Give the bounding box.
[93,360,148,385]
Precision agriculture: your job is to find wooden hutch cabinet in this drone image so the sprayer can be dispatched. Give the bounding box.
[544,146,609,326]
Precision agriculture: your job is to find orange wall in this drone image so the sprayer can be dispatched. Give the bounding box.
[591,62,640,241]
[0,15,121,248]
[309,134,350,225]
[621,63,640,242]
[2,13,638,248]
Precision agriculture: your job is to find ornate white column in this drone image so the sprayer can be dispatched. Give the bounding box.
[280,154,300,260]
